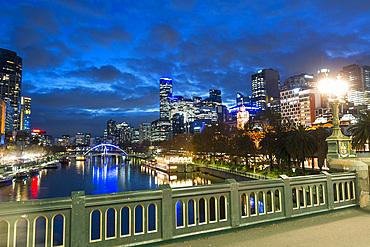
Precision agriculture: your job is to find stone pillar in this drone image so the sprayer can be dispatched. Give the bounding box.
[71,191,87,246]
[225,179,239,226]
[328,158,369,207]
[160,184,173,239]
[279,175,293,217]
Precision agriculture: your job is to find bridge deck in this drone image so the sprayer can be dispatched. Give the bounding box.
[159,206,370,247]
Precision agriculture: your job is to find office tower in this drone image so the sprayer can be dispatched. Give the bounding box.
[4,98,15,132]
[20,96,31,130]
[281,73,315,91]
[340,64,370,92]
[251,68,280,110]
[280,88,321,126]
[151,119,171,142]
[0,48,22,130]
[75,133,85,146]
[116,122,133,143]
[132,129,140,143]
[192,96,202,104]
[139,123,151,143]
[160,78,173,120]
[209,89,222,104]
[85,133,91,146]
[317,68,330,80]
[236,92,251,106]
[107,119,117,144]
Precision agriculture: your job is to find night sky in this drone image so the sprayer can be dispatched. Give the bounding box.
[1,0,370,138]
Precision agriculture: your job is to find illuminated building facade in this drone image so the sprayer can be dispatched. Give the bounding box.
[107,119,117,144]
[340,64,370,92]
[4,98,15,132]
[237,105,249,129]
[116,122,133,143]
[75,133,85,146]
[339,64,370,108]
[251,68,280,110]
[139,123,151,143]
[31,129,51,146]
[280,88,321,126]
[151,119,171,142]
[0,48,22,130]
[236,92,251,106]
[160,78,173,120]
[20,96,31,130]
[317,68,330,80]
[281,73,316,91]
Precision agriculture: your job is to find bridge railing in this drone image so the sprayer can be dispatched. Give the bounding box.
[0,172,359,247]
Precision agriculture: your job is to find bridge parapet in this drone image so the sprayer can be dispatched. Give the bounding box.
[0,172,358,247]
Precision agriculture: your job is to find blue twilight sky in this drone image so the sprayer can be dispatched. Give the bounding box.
[1,0,370,138]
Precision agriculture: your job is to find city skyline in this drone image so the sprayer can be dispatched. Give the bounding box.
[1,0,370,137]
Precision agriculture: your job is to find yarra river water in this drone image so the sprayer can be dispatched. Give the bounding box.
[0,157,225,203]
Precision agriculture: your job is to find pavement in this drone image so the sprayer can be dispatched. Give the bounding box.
[158,206,370,247]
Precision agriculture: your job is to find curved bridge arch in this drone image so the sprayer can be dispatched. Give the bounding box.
[83,143,127,156]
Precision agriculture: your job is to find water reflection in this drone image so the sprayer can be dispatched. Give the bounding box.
[0,157,224,202]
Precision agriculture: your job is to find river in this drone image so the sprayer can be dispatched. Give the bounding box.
[0,157,225,202]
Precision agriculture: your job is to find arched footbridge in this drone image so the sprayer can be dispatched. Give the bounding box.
[83,143,128,156]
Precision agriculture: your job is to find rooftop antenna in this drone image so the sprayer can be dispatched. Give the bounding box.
[322,53,324,67]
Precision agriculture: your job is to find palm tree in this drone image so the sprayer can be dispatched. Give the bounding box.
[348,110,370,152]
[285,125,316,173]
[311,127,330,171]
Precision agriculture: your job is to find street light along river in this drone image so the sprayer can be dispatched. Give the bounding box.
[0,157,224,203]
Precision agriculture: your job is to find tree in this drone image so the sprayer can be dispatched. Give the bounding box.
[311,127,330,171]
[231,129,256,169]
[285,125,316,173]
[348,110,370,152]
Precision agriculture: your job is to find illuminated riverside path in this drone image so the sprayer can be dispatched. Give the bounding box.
[0,157,224,202]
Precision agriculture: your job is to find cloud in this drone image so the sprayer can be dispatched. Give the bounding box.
[70,65,123,82]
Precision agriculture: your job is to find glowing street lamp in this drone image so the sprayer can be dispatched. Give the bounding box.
[318,76,356,159]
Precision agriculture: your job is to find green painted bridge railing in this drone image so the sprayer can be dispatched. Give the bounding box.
[0,171,359,247]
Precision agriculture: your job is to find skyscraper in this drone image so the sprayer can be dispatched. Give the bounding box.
[209,89,222,104]
[340,64,370,92]
[251,68,280,110]
[0,48,22,130]
[20,96,31,130]
[107,119,117,144]
[281,73,315,91]
[159,78,172,120]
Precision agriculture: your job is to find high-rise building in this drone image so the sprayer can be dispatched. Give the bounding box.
[107,119,117,144]
[280,88,321,126]
[139,123,151,143]
[317,68,330,81]
[151,119,171,142]
[251,68,280,110]
[340,64,370,92]
[4,98,15,133]
[75,133,85,146]
[209,89,222,104]
[0,48,22,130]
[281,73,315,91]
[85,133,91,146]
[20,96,31,130]
[160,78,173,120]
[236,92,251,106]
[116,122,133,143]
[132,129,140,143]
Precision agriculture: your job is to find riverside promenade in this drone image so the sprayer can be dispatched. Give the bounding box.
[158,205,370,247]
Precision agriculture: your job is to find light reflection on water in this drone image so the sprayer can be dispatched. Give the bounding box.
[0,157,224,203]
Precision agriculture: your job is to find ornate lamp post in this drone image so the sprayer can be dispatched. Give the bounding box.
[318,77,356,159]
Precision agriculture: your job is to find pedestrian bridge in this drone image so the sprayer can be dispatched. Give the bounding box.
[0,171,360,247]
[83,143,127,156]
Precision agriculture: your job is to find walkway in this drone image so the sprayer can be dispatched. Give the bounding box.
[157,206,370,247]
